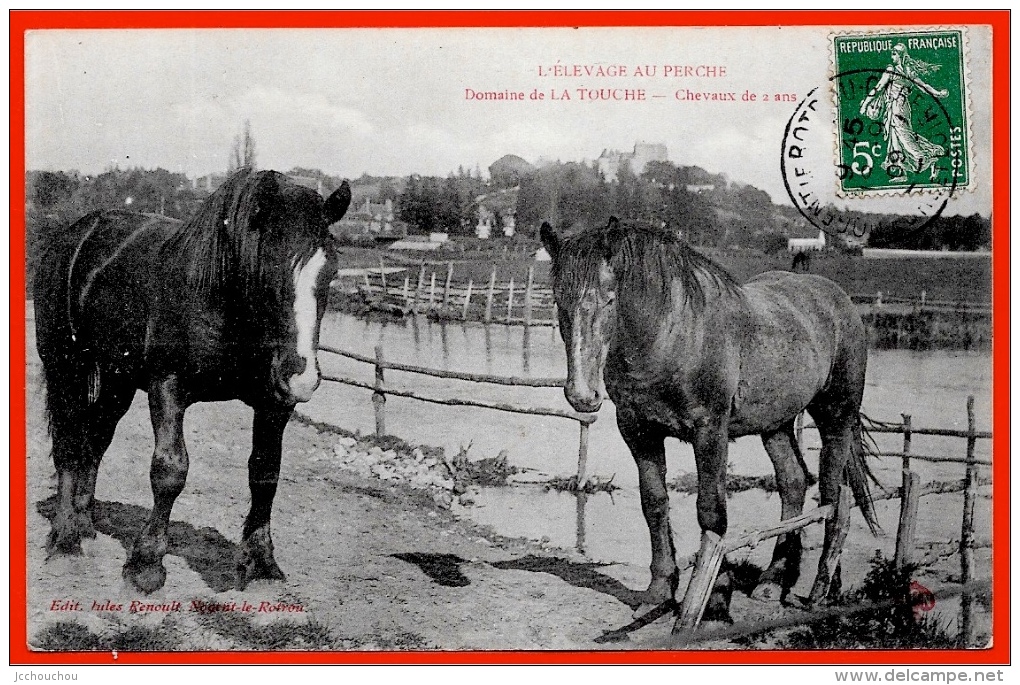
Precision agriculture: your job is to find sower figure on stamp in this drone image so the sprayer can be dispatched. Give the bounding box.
[859,43,950,181]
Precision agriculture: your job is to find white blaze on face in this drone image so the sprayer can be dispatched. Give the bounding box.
[289,248,327,402]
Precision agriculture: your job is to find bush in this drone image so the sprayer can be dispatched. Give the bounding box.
[779,553,958,649]
[760,232,789,255]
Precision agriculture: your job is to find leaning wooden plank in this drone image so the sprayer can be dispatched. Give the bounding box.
[673,531,727,640]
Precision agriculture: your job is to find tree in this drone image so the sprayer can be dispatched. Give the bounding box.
[229,119,257,173]
[31,171,78,209]
[760,232,789,255]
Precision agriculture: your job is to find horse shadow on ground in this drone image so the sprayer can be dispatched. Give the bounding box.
[392,550,677,642]
[491,554,645,608]
[492,554,678,643]
[35,496,239,592]
[391,551,646,606]
[391,553,471,587]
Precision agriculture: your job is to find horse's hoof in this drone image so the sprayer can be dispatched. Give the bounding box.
[75,515,97,540]
[122,560,167,594]
[46,529,83,557]
[783,594,811,610]
[703,599,734,625]
[237,558,286,590]
[751,581,784,602]
[631,601,671,621]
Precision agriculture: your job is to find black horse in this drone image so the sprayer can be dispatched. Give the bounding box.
[34,169,351,593]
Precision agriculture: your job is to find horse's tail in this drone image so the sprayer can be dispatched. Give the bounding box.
[34,211,105,436]
[848,413,887,536]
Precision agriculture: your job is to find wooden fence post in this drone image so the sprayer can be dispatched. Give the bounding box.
[576,421,590,488]
[443,261,453,306]
[363,270,372,293]
[413,261,426,313]
[895,413,917,570]
[552,302,559,331]
[575,491,588,555]
[484,265,496,323]
[524,264,534,328]
[402,274,410,309]
[901,414,912,474]
[505,277,515,324]
[372,345,386,437]
[895,471,920,570]
[462,279,473,320]
[795,411,804,456]
[378,257,387,292]
[960,395,977,646]
[428,272,437,310]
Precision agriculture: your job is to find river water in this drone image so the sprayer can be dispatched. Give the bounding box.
[306,313,994,588]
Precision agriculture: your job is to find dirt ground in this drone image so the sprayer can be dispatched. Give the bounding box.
[22,323,699,654]
[21,322,993,656]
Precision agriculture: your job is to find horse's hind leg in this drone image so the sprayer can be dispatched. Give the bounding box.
[807,412,857,605]
[617,412,678,614]
[48,420,89,555]
[753,421,808,602]
[123,375,188,594]
[237,405,291,589]
[76,380,136,538]
[46,374,134,554]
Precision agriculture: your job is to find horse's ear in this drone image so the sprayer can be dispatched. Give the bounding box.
[539,221,559,261]
[325,180,352,224]
[602,216,626,258]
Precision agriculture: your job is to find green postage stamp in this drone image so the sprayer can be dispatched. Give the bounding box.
[832,29,970,194]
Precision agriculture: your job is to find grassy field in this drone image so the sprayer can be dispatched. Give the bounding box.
[341,246,993,305]
[711,251,992,305]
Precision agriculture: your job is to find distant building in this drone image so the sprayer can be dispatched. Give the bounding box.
[788,230,827,253]
[191,172,228,193]
[335,196,400,235]
[286,174,324,194]
[389,234,445,251]
[597,142,668,182]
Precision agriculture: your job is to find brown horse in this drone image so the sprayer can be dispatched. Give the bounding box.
[541,217,879,627]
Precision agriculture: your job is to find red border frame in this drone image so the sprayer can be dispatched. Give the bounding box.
[9,10,1010,666]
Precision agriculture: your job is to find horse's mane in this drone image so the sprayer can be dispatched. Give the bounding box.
[162,169,321,299]
[555,220,741,318]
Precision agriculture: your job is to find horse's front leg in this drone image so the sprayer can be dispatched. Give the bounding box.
[123,375,188,594]
[617,412,676,615]
[237,404,292,589]
[679,415,732,627]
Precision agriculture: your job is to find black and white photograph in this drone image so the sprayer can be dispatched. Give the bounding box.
[16,13,1006,661]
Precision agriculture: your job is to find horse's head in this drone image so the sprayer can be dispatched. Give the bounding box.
[541,218,625,413]
[227,172,351,405]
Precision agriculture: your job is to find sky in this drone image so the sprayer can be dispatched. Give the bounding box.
[25,25,993,214]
